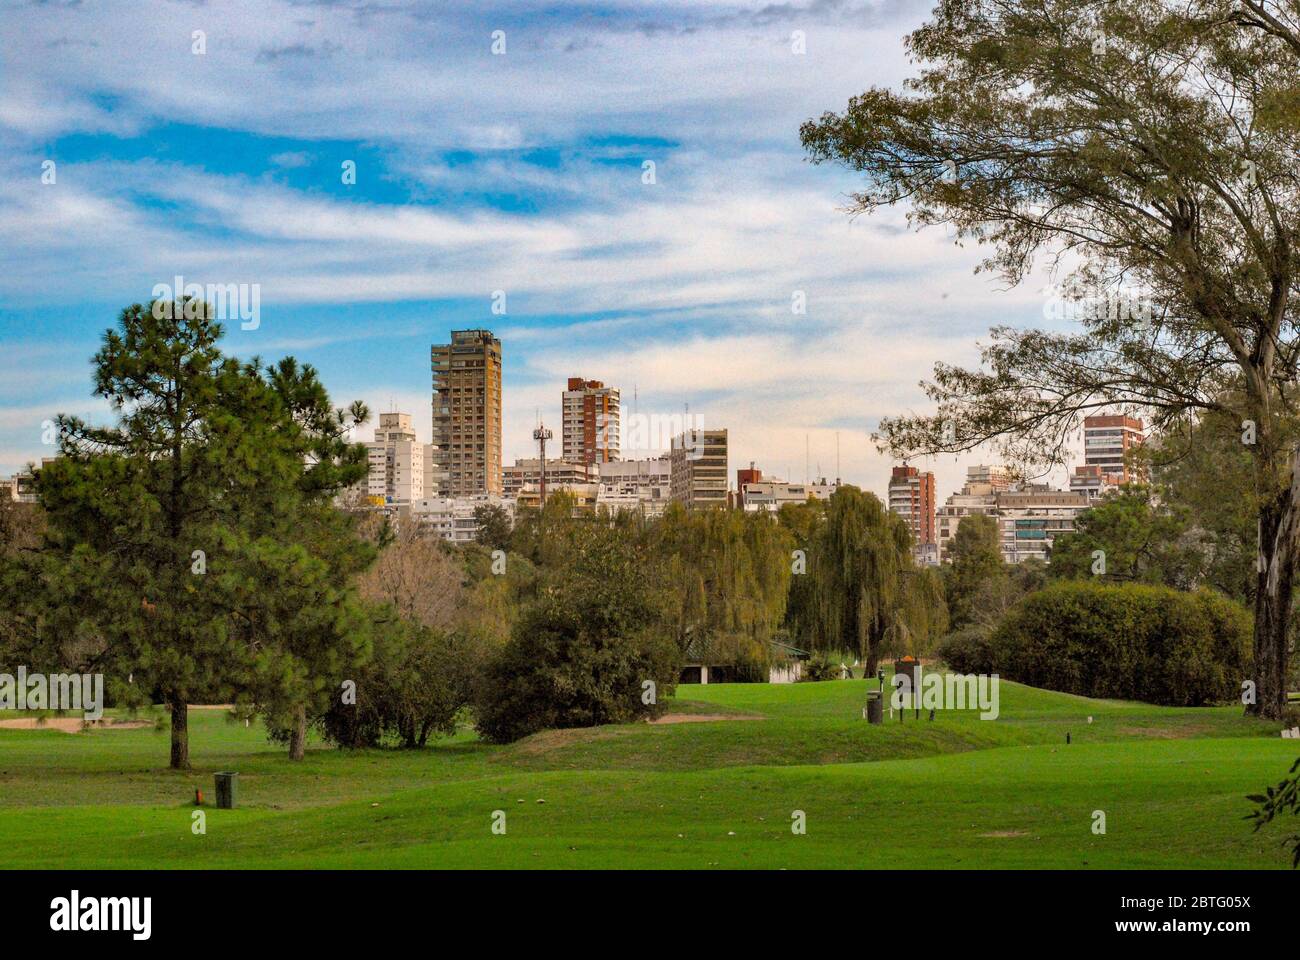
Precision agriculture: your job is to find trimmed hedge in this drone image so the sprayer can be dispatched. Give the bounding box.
[942,581,1251,706]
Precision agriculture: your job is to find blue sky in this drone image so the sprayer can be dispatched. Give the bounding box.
[0,0,1058,499]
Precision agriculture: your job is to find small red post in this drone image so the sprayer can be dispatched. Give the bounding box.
[195,789,204,806]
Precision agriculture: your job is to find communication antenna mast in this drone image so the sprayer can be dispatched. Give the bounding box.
[533,423,553,502]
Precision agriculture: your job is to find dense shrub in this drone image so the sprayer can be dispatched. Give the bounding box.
[474,525,679,744]
[988,581,1251,706]
[936,625,999,675]
[318,618,485,748]
[801,651,842,681]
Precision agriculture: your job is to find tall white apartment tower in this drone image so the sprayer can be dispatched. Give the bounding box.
[365,412,427,505]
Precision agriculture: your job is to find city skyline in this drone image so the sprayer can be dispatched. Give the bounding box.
[0,0,1087,505]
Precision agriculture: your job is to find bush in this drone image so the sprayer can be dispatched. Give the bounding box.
[988,581,1251,706]
[474,525,679,744]
[937,625,999,675]
[319,618,485,748]
[802,651,846,681]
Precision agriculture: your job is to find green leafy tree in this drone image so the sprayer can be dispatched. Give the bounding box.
[792,485,941,673]
[472,503,513,552]
[38,299,371,767]
[1050,487,1205,589]
[475,521,678,743]
[39,301,249,768]
[1145,410,1262,604]
[649,504,794,668]
[803,0,1300,718]
[945,515,1005,629]
[239,358,374,759]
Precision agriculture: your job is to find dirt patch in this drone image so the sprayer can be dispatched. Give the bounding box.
[0,717,152,734]
[648,713,766,724]
[978,830,1030,838]
[513,726,632,755]
[1115,724,1211,739]
[189,704,235,711]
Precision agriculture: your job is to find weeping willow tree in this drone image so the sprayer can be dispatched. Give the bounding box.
[790,486,948,671]
[650,504,794,668]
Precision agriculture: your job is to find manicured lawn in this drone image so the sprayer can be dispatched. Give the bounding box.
[1,677,1296,868]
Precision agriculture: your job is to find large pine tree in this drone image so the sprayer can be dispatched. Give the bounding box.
[38,298,371,768]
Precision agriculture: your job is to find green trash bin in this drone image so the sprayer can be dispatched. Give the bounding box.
[214,771,239,809]
[864,691,883,725]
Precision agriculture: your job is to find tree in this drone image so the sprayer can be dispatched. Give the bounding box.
[803,0,1300,718]
[318,614,480,749]
[1145,409,1261,604]
[472,503,513,552]
[1049,486,1206,589]
[39,301,249,768]
[39,299,371,767]
[239,357,374,760]
[945,514,1005,629]
[475,520,678,743]
[357,514,465,632]
[649,504,794,668]
[791,485,942,672]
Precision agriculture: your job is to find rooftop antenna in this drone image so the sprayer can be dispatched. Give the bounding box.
[533,422,553,501]
[805,434,810,486]
[836,431,841,485]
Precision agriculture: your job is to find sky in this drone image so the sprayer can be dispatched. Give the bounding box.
[0,0,1072,503]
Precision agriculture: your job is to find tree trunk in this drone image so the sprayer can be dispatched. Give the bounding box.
[1250,450,1300,720]
[169,699,190,770]
[288,704,307,761]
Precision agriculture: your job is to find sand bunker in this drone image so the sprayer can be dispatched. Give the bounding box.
[0,717,152,733]
[648,713,765,724]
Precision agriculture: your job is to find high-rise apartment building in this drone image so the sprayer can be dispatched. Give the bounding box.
[1082,414,1144,486]
[364,412,427,505]
[887,464,937,547]
[562,377,620,465]
[431,329,503,497]
[669,428,728,509]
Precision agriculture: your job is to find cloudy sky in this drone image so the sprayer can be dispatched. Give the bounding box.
[0,0,1066,501]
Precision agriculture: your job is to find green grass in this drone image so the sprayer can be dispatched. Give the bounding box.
[1,677,1297,868]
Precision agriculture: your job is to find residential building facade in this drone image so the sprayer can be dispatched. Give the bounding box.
[740,480,836,513]
[596,456,672,517]
[888,464,937,548]
[994,487,1092,563]
[431,329,503,497]
[669,428,728,509]
[561,377,620,466]
[504,458,597,498]
[364,412,427,505]
[409,495,516,544]
[1082,413,1145,487]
